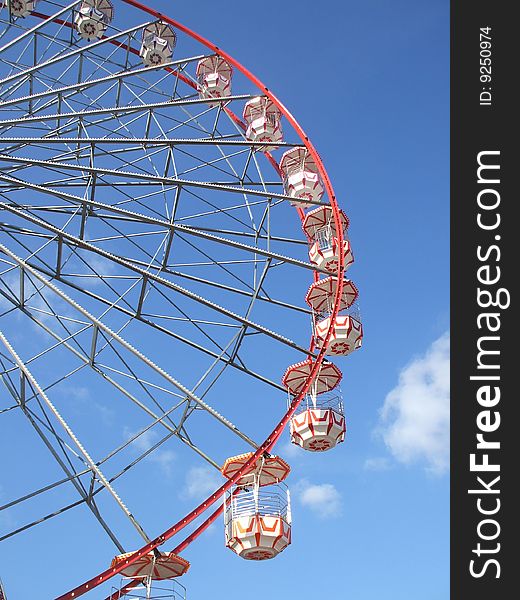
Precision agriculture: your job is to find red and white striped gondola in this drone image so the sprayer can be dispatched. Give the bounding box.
[243,96,283,151]
[314,314,363,356]
[290,393,346,452]
[196,55,233,106]
[305,276,359,313]
[282,358,342,396]
[140,21,176,66]
[279,147,325,208]
[283,358,347,452]
[302,204,349,238]
[221,453,290,487]
[222,454,291,560]
[303,206,354,273]
[74,0,113,40]
[3,0,36,17]
[110,551,190,580]
[224,483,291,561]
[306,275,363,356]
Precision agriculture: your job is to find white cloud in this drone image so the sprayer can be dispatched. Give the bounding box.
[62,385,90,402]
[278,439,303,459]
[92,402,115,425]
[124,427,176,477]
[0,272,18,311]
[127,428,157,452]
[295,478,342,519]
[61,385,114,425]
[182,466,223,500]
[81,254,116,288]
[363,457,392,471]
[0,269,74,334]
[148,449,176,476]
[377,331,450,474]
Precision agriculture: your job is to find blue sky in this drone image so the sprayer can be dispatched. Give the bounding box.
[0,1,449,598]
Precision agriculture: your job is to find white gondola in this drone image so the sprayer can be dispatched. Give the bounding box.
[314,313,363,356]
[140,21,176,67]
[282,358,343,397]
[221,452,290,487]
[290,392,346,452]
[305,273,363,357]
[4,0,37,18]
[74,0,113,41]
[222,454,291,560]
[243,96,283,151]
[111,578,187,600]
[111,551,189,580]
[196,55,232,107]
[305,276,359,314]
[303,205,354,273]
[279,147,324,208]
[224,482,291,561]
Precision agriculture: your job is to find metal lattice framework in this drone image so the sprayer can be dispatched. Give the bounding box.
[0,2,350,598]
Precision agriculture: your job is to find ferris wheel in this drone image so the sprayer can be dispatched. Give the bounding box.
[0,1,363,598]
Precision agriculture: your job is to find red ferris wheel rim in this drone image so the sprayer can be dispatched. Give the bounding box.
[16,1,349,597]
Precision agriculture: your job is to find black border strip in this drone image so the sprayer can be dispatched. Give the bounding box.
[451,2,514,597]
